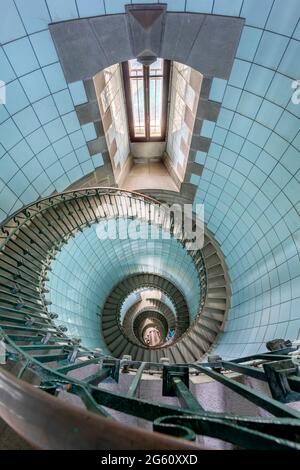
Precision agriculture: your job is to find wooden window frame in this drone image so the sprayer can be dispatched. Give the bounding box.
[122,59,170,142]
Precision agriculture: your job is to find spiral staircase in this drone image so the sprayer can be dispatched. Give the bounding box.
[101,234,230,363]
[1,188,300,450]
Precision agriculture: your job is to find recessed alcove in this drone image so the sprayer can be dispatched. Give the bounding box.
[93,59,202,191]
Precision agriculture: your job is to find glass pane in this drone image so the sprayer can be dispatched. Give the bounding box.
[150,58,163,76]
[130,77,146,137]
[126,58,166,139]
[129,59,143,77]
[149,76,163,137]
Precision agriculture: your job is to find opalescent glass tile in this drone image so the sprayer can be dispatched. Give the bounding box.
[30,30,58,67]
[4,37,39,77]
[15,0,51,34]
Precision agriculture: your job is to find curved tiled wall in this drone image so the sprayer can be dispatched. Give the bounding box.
[0,0,300,359]
[45,220,201,350]
[192,0,300,358]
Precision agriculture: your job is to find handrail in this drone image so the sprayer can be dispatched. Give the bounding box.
[0,186,162,230]
[0,368,201,450]
[1,331,300,449]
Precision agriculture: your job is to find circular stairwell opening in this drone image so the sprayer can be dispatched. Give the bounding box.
[120,288,177,349]
[39,190,230,363]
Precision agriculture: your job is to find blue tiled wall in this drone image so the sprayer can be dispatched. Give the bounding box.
[45,221,201,349]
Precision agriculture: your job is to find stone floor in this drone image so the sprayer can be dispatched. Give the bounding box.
[122,161,179,192]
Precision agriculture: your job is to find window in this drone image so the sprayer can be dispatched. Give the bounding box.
[122,58,170,142]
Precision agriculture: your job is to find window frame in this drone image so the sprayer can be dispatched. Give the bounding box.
[122,59,170,143]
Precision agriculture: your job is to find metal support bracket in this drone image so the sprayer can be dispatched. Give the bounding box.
[102,358,120,383]
[162,365,189,397]
[263,359,300,403]
[208,355,223,372]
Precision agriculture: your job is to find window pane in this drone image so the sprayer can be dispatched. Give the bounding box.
[124,58,168,140]
[149,76,163,137]
[150,58,163,76]
[129,59,143,77]
[130,77,145,137]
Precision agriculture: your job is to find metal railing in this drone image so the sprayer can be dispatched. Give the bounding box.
[1,336,300,449]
